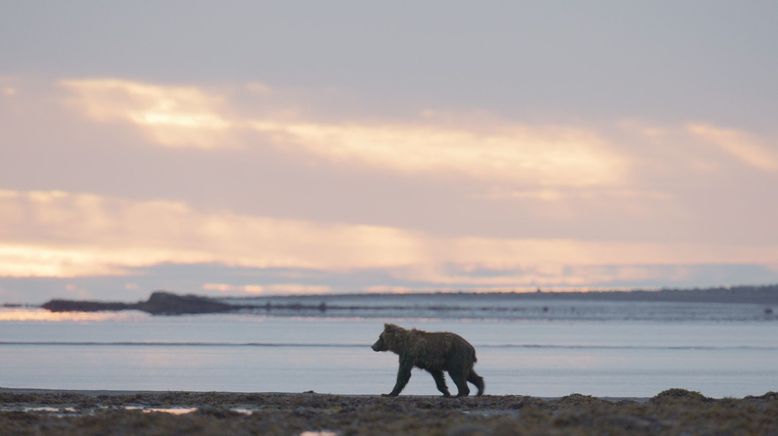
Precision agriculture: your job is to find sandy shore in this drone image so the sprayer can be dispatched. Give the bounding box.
[1,388,777,435]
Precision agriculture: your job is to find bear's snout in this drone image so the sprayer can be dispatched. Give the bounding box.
[371,338,384,351]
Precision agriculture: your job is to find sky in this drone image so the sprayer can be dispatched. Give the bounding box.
[1,1,778,303]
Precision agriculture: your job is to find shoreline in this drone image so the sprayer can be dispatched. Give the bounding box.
[0,387,647,402]
[2,388,776,435]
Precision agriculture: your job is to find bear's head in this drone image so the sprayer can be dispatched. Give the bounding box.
[371,323,405,352]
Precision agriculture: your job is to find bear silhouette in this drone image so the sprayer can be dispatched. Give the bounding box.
[371,323,484,397]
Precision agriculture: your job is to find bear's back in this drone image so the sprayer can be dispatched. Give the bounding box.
[406,330,475,369]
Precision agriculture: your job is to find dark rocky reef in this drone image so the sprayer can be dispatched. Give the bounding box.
[41,291,238,315]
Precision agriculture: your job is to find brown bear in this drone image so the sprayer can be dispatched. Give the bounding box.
[371,323,485,397]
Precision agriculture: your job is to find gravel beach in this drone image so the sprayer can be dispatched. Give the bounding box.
[1,388,777,435]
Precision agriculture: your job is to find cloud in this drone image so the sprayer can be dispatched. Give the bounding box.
[391,264,652,289]
[61,78,628,187]
[202,283,331,295]
[476,187,673,202]
[0,244,133,277]
[1,189,777,284]
[248,120,626,187]
[363,285,414,293]
[0,75,19,97]
[60,79,233,149]
[688,123,778,172]
[0,189,422,276]
[5,78,778,295]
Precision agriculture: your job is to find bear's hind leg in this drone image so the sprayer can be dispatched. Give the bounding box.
[467,369,485,396]
[428,370,451,397]
[448,367,470,397]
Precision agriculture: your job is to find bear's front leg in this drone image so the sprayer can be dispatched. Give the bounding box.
[429,370,451,397]
[383,357,413,397]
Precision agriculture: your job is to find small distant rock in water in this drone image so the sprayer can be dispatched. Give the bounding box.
[765,307,774,315]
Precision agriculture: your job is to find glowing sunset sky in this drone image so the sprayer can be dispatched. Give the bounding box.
[1,2,777,302]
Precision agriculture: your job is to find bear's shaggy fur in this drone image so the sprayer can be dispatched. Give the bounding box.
[371,323,485,397]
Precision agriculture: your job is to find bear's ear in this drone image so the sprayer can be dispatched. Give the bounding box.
[384,323,400,333]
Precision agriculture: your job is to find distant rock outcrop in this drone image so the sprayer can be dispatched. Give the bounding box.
[41,299,132,312]
[42,291,237,315]
[137,291,235,315]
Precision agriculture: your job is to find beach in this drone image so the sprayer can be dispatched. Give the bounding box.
[2,388,777,435]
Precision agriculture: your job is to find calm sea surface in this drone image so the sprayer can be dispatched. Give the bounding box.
[1,299,777,397]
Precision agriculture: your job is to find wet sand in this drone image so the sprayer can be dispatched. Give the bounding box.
[1,388,777,435]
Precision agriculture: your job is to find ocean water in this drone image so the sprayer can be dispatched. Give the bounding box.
[1,299,777,398]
